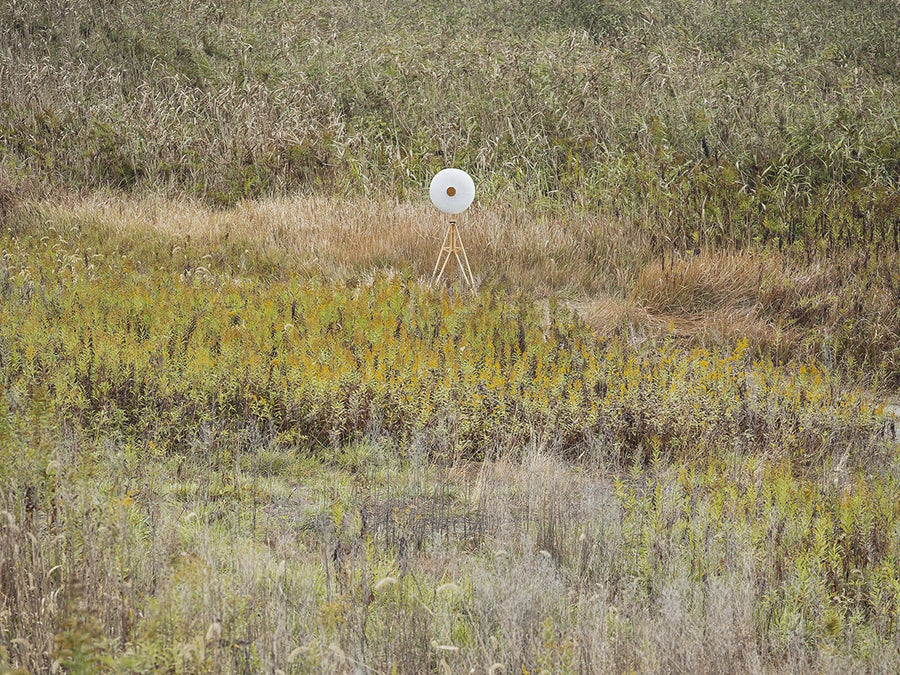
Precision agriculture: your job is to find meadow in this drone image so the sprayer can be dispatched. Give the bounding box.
[2,0,900,672]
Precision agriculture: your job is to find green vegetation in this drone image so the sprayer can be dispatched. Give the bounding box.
[2,207,899,672]
[2,0,899,672]
[2,0,898,248]
[0,218,883,464]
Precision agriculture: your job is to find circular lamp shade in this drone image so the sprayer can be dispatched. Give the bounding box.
[429,169,475,214]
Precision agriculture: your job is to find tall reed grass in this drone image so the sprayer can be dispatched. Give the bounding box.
[1,0,897,249]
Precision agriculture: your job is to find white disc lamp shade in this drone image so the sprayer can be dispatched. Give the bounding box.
[429,169,475,215]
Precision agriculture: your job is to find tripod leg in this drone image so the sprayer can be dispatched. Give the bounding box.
[453,250,468,283]
[455,228,476,289]
[435,250,453,285]
[431,224,452,280]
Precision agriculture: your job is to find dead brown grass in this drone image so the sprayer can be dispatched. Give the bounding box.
[570,249,789,353]
[631,250,772,315]
[36,193,646,296]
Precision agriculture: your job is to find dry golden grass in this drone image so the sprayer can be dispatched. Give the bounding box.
[631,250,772,315]
[37,193,645,296]
[570,250,790,352]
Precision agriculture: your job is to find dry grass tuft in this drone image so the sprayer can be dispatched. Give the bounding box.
[631,250,772,315]
[577,252,789,353]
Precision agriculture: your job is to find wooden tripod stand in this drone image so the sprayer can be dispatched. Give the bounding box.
[431,218,475,290]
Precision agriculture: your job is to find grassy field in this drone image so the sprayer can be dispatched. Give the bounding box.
[2,0,898,236]
[2,199,899,673]
[2,0,900,673]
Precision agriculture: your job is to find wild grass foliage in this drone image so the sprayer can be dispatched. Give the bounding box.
[2,423,899,672]
[1,204,898,672]
[11,195,900,390]
[627,248,900,383]
[2,2,899,668]
[1,0,898,248]
[0,219,883,470]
